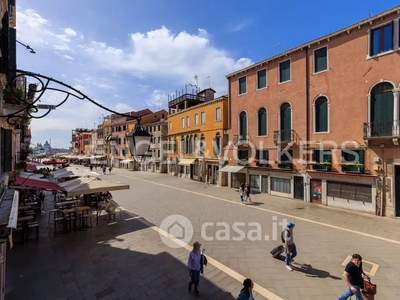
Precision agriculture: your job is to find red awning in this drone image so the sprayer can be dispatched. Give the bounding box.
[13,176,64,191]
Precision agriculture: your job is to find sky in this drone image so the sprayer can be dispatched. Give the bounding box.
[16,0,400,149]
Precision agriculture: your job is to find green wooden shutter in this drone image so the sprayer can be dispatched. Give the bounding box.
[258,108,266,135]
[280,103,291,141]
[240,112,247,136]
[316,98,328,132]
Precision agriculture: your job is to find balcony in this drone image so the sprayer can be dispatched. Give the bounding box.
[310,162,332,171]
[168,93,205,109]
[233,135,249,144]
[363,121,399,140]
[340,163,365,173]
[273,129,301,145]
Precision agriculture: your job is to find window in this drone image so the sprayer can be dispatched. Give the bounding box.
[237,149,248,165]
[278,149,292,169]
[370,22,393,56]
[173,138,177,154]
[158,137,161,143]
[186,116,190,127]
[194,113,199,125]
[199,135,205,155]
[257,108,267,136]
[250,175,260,190]
[181,118,185,128]
[169,122,172,130]
[215,107,221,121]
[341,149,365,173]
[314,96,328,132]
[201,112,206,124]
[279,59,291,83]
[271,177,291,194]
[327,182,372,202]
[257,69,267,89]
[213,133,221,156]
[238,76,247,95]
[239,111,247,137]
[312,149,332,171]
[255,149,269,166]
[181,137,186,154]
[314,46,328,73]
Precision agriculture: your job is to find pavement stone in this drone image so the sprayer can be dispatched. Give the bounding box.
[5,194,254,300]
[105,168,400,300]
[6,167,400,300]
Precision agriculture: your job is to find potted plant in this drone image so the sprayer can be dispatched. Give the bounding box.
[16,160,27,172]
[3,86,25,104]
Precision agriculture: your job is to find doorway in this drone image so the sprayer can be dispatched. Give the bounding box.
[294,176,304,200]
[395,166,400,217]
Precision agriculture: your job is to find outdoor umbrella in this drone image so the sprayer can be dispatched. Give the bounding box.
[62,177,130,226]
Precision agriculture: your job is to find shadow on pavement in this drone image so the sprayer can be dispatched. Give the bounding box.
[292,263,342,279]
[6,208,238,299]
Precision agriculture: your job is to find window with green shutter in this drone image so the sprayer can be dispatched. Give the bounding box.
[238,76,247,94]
[257,69,267,89]
[239,111,247,136]
[341,149,365,173]
[257,108,267,136]
[256,149,269,166]
[315,97,328,132]
[314,46,328,73]
[279,60,291,83]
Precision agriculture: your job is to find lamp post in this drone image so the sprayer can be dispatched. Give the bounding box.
[126,123,152,171]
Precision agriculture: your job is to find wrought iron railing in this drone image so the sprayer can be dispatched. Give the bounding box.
[168,93,205,107]
[363,121,400,139]
[273,129,301,145]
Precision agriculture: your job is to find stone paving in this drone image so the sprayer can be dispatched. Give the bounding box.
[5,202,264,300]
[107,169,400,300]
[5,167,400,300]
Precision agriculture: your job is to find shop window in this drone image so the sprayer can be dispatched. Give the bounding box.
[271,177,291,194]
[327,181,372,202]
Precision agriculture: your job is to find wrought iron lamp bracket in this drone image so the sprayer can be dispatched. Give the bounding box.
[1,69,142,126]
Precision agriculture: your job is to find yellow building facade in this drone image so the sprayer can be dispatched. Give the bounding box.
[167,89,228,184]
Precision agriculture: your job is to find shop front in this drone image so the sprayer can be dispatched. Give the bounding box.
[177,158,197,179]
[205,160,220,184]
[219,165,246,188]
[308,171,377,213]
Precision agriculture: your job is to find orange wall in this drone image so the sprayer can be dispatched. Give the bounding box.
[168,96,228,158]
[227,12,400,175]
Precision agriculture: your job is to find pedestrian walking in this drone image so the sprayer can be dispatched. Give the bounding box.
[102,165,106,175]
[187,241,202,295]
[109,166,112,174]
[239,183,245,203]
[283,222,296,271]
[236,278,255,300]
[339,254,370,300]
[245,183,252,204]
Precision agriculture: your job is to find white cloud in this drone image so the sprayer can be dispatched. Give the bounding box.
[16,6,254,148]
[82,26,253,92]
[231,18,254,32]
[115,103,134,112]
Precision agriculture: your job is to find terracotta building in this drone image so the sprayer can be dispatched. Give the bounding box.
[167,88,228,184]
[223,5,400,217]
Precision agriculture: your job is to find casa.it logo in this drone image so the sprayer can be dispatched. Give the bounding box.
[159,214,194,249]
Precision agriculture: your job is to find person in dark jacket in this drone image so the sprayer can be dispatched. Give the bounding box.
[237,278,255,300]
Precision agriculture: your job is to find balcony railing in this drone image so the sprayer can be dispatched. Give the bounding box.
[168,93,205,108]
[233,134,249,144]
[273,129,301,145]
[363,121,400,139]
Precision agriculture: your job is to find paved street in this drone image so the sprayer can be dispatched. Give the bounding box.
[6,166,400,300]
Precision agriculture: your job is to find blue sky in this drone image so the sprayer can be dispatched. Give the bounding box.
[16,0,400,148]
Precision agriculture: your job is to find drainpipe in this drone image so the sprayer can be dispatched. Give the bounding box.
[305,48,310,202]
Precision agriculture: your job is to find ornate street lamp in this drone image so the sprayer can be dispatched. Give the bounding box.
[126,123,152,157]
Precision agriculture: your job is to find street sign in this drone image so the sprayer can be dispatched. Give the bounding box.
[36,104,56,110]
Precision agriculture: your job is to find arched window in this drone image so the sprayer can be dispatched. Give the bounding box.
[194,134,198,154]
[173,138,177,154]
[214,132,221,156]
[257,108,267,136]
[181,136,186,154]
[200,134,205,155]
[314,97,328,133]
[370,82,394,136]
[279,102,291,142]
[239,111,247,137]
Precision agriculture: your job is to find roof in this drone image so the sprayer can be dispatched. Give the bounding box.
[168,95,228,116]
[226,5,400,78]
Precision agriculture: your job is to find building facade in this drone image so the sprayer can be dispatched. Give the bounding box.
[224,6,400,217]
[167,88,228,184]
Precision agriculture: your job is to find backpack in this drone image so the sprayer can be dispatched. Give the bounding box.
[281,228,290,243]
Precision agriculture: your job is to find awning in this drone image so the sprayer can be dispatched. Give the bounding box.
[121,159,134,163]
[12,176,64,191]
[178,159,197,166]
[219,165,246,173]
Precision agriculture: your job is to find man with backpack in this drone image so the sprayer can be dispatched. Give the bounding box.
[282,222,297,271]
